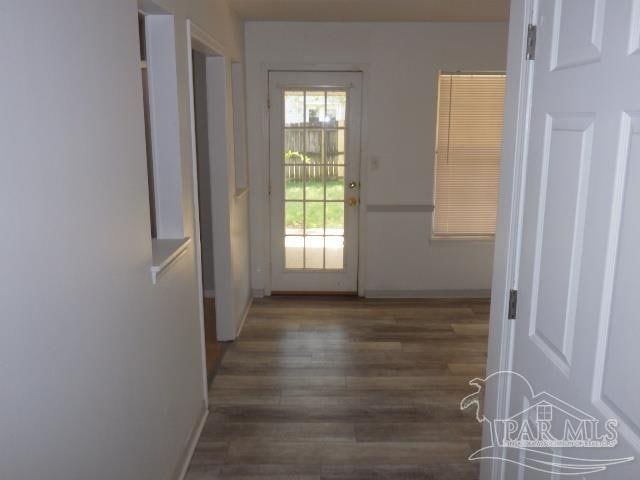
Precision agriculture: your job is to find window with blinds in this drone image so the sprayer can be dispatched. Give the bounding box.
[433,72,506,238]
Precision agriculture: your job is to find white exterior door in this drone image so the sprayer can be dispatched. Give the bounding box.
[269,71,362,292]
[502,0,640,478]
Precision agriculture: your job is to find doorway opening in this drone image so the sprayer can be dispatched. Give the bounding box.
[269,71,363,293]
[191,47,225,384]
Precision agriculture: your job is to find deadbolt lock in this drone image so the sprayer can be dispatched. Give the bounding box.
[348,181,358,189]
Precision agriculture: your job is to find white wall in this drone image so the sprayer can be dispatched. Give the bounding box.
[245,22,508,295]
[0,1,247,479]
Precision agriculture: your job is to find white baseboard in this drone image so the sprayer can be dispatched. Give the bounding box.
[364,289,491,299]
[203,289,215,299]
[174,402,209,480]
[250,288,489,299]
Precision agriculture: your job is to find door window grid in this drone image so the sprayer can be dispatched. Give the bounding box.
[283,90,347,270]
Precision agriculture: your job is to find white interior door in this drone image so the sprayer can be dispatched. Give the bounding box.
[269,71,362,292]
[503,0,640,478]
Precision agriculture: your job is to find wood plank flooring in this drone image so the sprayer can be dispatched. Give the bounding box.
[186,297,490,479]
[204,297,227,384]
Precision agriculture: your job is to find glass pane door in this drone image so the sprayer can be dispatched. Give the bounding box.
[269,71,362,293]
[282,89,347,271]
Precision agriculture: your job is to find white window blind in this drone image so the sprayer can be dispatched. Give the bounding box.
[433,73,506,237]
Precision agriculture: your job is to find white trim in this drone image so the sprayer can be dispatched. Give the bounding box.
[481,1,535,479]
[357,65,371,298]
[138,0,167,15]
[150,237,191,284]
[234,186,249,199]
[185,19,209,408]
[364,289,491,299]
[188,19,228,58]
[259,64,272,296]
[236,296,253,338]
[173,402,208,480]
[367,204,434,213]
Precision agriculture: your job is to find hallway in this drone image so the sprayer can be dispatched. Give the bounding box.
[186,297,489,479]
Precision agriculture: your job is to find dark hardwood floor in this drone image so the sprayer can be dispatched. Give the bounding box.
[187,296,490,479]
[204,297,227,384]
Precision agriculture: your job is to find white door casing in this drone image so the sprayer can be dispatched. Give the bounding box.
[268,71,362,292]
[489,1,640,479]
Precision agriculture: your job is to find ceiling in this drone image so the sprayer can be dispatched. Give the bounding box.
[229,0,510,22]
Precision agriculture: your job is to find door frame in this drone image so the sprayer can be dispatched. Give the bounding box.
[260,64,371,296]
[482,1,536,479]
[186,18,241,397]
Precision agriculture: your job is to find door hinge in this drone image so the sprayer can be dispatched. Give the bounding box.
[526,24,537,60]
[508,289,518,320]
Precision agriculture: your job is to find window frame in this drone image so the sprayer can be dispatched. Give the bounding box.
[431,70,506,242]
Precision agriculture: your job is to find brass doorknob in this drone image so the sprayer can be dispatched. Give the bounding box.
[348,197,358,206]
